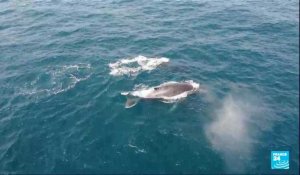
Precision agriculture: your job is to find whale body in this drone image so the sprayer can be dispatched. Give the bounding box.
[121,80,200,108]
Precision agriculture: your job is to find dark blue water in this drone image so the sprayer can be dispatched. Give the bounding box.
[0,0,299,174]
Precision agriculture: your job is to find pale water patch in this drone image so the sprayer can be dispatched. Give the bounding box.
[108,55,169,76]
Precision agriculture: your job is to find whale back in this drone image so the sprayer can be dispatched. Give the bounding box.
[148,83,194,98]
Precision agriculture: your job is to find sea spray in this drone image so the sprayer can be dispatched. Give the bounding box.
[205,90,265,173]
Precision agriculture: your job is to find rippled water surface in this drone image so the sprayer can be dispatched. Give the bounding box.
[0,0,299,174]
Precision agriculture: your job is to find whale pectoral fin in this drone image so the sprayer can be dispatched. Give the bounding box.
[125,97,140,108]
[169,102,179,112]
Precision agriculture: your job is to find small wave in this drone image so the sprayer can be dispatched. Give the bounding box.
[108,55,169,76]
[18,63,92,98]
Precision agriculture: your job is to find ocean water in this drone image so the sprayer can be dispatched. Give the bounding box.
[0,0,299,174]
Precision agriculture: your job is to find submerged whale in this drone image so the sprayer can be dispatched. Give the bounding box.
[121,80,200,108]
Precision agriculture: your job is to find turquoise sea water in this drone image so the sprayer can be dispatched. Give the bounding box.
[0,0,299,174]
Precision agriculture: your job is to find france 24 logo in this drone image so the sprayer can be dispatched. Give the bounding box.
[271,151,289,169]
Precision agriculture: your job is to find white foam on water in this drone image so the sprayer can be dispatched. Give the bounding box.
[109,55,169,76]
[121,80,200,103]
[128,143,147,154]
[19,63,92,97]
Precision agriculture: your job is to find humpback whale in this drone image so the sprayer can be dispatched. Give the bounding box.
[121,80,200,108]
